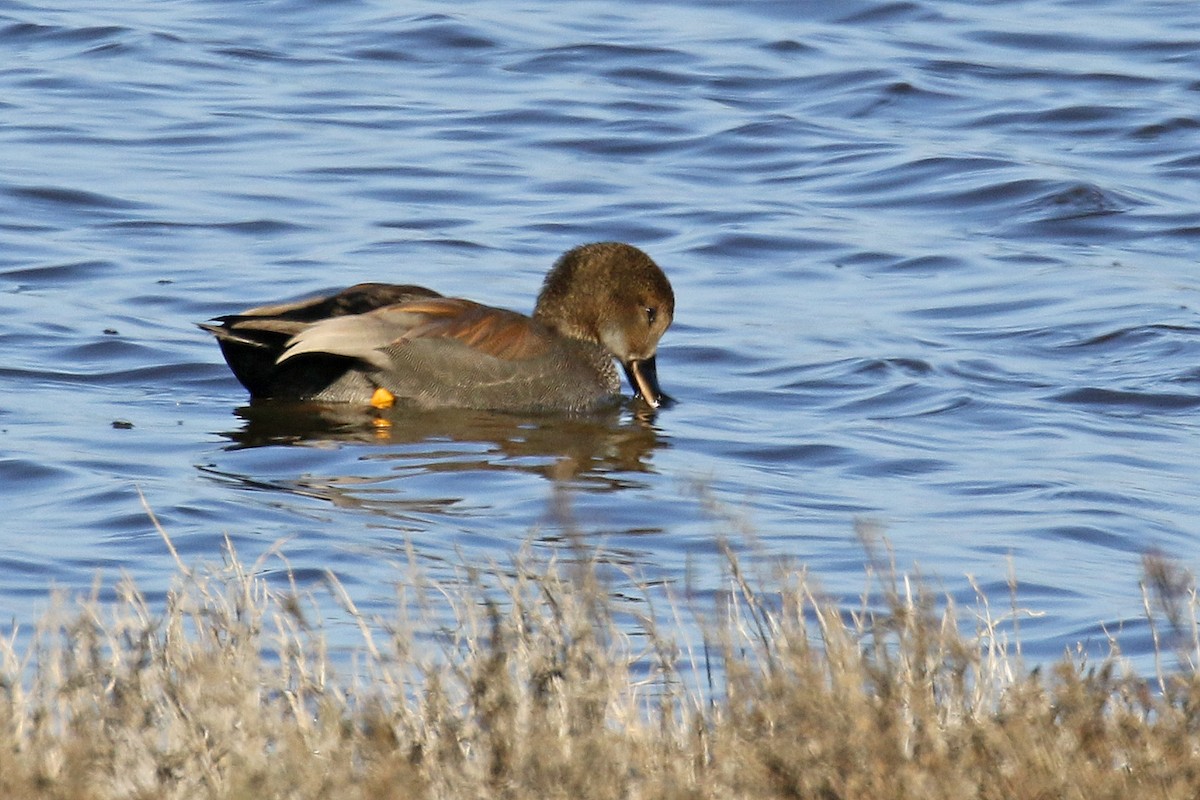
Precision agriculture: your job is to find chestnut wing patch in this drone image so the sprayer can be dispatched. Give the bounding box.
[395,299,552,361]
[277,297,551,369]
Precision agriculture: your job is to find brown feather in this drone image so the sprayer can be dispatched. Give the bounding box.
[395,299,552,361]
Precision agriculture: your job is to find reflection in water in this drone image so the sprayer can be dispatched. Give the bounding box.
[202,400,670,524]
[224,400,667,476]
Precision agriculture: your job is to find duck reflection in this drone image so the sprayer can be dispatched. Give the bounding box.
[217,399,668,484]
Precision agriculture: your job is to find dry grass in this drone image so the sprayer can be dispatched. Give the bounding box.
[2,516,1200,799]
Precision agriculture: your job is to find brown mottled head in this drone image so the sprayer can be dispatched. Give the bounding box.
[533,242,675,407]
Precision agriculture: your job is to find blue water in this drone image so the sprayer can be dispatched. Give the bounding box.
[3,0,1200,672]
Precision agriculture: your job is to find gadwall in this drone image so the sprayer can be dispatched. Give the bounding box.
[200,242,674,412]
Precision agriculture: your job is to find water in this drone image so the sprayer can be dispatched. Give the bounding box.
[3,0,1199,673]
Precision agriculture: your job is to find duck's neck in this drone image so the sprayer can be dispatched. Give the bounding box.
[532,304,600,347]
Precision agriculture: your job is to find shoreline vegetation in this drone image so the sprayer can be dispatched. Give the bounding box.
[3,514,1200,798]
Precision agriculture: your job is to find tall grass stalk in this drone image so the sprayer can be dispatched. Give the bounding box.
[2,516,1200,798]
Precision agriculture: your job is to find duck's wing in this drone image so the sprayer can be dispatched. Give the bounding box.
[202,283,443,346]
[278,297,610,409]
[200,284,445,398]
[277,297,553,369]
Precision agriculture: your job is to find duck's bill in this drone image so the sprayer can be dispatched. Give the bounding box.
[622,356,674,409]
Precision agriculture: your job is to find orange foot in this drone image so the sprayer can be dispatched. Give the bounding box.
[370,387,395,409]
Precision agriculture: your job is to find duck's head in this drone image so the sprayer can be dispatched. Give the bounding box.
[534,242,675,408]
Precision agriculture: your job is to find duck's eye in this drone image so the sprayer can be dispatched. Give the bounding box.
[645,307,657,325]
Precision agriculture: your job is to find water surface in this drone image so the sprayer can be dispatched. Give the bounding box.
[3,0,1200,672]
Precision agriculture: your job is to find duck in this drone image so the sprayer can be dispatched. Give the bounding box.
[200,242,674,412]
